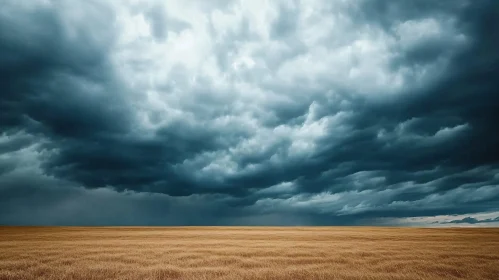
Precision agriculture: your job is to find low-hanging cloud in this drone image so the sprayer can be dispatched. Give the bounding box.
[1,0,498,225]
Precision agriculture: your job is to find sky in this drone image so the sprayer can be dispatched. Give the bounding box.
[1,0,498,226]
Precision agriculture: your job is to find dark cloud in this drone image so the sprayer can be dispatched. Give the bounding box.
[0,0,498,225]
[443,216,499,225]
[142,3,192,41]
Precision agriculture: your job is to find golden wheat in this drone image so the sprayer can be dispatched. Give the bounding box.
[0,227,498,280]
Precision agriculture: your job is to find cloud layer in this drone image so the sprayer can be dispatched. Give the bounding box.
[1,0,498,225]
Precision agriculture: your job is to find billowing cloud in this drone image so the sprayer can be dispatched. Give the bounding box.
[1,0,498,225]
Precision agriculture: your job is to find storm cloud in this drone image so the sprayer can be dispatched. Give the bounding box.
[1,0,498,225]
[444,216,499,225]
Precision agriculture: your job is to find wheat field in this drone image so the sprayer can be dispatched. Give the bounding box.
[0,227,498,280]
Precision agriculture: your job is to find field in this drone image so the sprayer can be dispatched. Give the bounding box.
[0,227,498,280]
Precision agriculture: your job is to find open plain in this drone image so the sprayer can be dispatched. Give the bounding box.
[0,227,498,280]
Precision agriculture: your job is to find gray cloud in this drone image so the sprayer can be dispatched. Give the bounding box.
[0,0,498,225]
[445,216,499,224]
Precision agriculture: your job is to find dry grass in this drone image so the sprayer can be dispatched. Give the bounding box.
[0,227,498,280]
